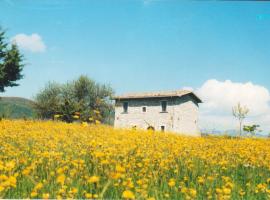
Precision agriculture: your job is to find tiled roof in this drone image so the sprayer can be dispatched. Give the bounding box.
[113,90,202,103]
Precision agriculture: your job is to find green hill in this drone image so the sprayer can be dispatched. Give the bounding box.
[0,97,36,119]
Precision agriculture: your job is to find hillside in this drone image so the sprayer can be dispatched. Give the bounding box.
[0,97,35,119]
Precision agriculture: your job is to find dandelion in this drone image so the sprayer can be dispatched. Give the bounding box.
[88,176,100,183]
[85,193,92,199]
[30,191,38,198]
[168,178,176,187]
[42,193,50,199]
[122,190,135,199]
[56,174,65,185]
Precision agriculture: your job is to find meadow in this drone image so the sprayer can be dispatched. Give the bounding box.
[1,120,270,199]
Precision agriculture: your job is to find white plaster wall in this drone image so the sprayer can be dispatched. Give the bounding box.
[114,95,200,136]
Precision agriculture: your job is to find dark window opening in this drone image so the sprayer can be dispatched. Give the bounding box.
[161,101,167,112]
[142,107,146,112]
[123,102,128,113]
[161,126,165,132]
[147,126,155,131]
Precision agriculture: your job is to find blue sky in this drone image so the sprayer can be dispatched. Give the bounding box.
[1,0,270,131]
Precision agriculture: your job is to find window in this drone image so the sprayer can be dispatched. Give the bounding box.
[142,106,146,112]
[161,101,167,112]
[161,126,165,132]
[123,102,128,113]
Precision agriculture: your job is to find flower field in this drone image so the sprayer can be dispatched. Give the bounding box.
[1,120,270,199]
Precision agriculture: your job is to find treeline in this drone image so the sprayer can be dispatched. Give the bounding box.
[34,75,115,124]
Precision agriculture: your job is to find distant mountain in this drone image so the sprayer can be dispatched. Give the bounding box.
[0,97,36,119]
[201,128,268,138]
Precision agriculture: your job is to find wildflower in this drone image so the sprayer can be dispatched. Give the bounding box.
[239,189,245,196]
[85,193,92,199]
[56,174,65,185]
[88,176,100,183]
[30,191,38,198]
[197,176,205,184]
[73,115,79,119]
[54,114,60,119]
[189,188,197,198]
[82,122,88,127]
[122,190,135,199]
[164,193,170,198]
[116,165,125,173]
[42,193,50,199]
[223,188,231,195]
[168,178,176,187]
[94,110,100,114]
[35,182,43,190]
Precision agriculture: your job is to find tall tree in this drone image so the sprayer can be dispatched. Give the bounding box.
[232,102,249,136]
[34,75,114,123]
[0,28,24,92]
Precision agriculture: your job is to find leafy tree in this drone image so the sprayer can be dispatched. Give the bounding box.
[0,28,24,92]
[243,124,260,136]
[232,102,249,136]
[34,82,62,119]
[34,75,114,124]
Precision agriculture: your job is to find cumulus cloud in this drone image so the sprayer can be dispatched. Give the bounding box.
[11,33,46,53]
[195,79,270,132]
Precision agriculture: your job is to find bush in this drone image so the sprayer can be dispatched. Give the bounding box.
[34,75,114,124]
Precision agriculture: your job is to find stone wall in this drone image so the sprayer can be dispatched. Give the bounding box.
[114,95,200,136]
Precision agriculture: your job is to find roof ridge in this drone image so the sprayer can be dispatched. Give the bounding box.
[113,89,202,103]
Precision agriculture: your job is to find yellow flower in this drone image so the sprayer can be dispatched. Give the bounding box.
[0,186,4,192]
[94,110,100,114]
[5,161,15,170]
[122,190,135,199]
[88,176,100,183]
[82,122,88,127]
[56,174,66,185]
[189,188,197,198]
[42,193,50,199]
[223,188,231,195]
[85,193,92,199]
[197,176,205,184]
[239,189,245,196]
[116,165,125,173]
[215,188,222,194]
[35,182,43,190]
[168,178,176,187]
[73,115,79,119]
[54,114,60,118]
[30,191,38,198]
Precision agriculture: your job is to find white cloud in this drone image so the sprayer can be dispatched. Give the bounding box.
[11,33,46,53]
[195,79,270,133]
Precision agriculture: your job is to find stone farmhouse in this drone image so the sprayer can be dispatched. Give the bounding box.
[113,90,202,136]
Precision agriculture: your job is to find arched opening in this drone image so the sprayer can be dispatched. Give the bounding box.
[147,126,155,131]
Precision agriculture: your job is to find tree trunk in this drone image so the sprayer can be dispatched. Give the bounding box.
[239,120,242,136]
